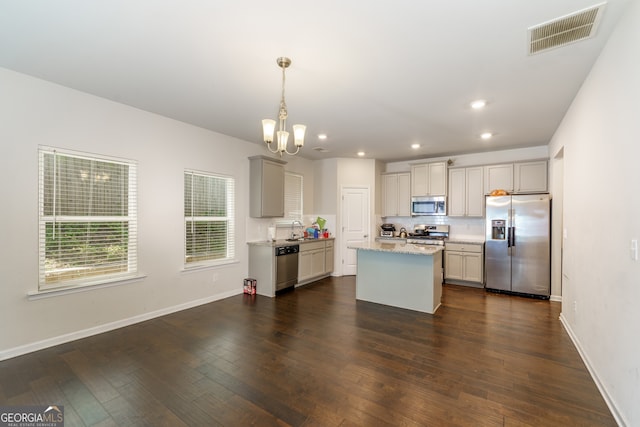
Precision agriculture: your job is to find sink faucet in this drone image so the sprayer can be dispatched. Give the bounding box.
[291,220,303,239]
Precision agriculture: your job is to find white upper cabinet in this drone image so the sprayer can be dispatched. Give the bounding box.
[466,167,484,216]
[382,172,411,217]
[514,161,548,193]
[411,161,447,196]
[484,163,514,194]
[448,168,466,216]
[448,167,484,217]
[484,161,547,194]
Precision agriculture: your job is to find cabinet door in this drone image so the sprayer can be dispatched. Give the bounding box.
[397,173,411,216]
[311,249,325,277]
[484,164,513,194]
[325,247,334,274]
[250,157,285,218]
[411,164,428,196]
[298,251,312,281]
[466,167,484,217]
[263,161,285,216]
[462,253,483,282]
[448,169,466,217]
[382,174,399,216]
[514,161,547,193]
[444,251,463,280]
[429,162,447,196]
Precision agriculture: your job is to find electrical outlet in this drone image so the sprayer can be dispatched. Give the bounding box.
[573,301,577,313]
[631,239,638,261]
[212,273,219,283]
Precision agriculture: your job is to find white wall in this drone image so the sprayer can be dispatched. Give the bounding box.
[0,67,310,358]
[548,1,640,424]
[314,158,338,214]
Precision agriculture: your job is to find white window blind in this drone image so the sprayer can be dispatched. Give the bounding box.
[184,170,235,265]
[277,172,303,225]
[38,148,138,290]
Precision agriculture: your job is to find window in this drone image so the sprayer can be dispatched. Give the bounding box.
[38,147,138,290]
[278,171,303,225]
[184,170,235,265]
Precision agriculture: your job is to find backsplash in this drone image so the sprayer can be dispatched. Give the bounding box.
[246,214,337,242]
[377,215,485,239]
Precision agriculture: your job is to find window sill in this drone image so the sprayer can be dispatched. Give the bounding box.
[180,258,238,274]
[28,274,147,300]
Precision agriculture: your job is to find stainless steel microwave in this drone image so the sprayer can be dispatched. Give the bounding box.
[411,196,446,216]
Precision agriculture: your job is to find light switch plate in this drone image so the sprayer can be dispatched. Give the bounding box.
[631,239,638,261]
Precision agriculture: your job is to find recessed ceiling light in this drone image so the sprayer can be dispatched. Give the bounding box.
[357,151,365,157]
[411,143,421,149]
[480,132,493,140]
[318,134,327,140]
[471,100,487,110]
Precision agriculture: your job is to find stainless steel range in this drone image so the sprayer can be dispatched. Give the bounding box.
[406,224,449,246]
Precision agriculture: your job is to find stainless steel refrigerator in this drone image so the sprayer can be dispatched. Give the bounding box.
[485,194,551,298]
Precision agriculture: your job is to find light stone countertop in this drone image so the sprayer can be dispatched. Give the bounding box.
[348,241,444,256]
[446,237,485,245]
[247,238,334,247]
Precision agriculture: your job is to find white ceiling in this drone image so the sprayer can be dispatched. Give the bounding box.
[0,1,631,162]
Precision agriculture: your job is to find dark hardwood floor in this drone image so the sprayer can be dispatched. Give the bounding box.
[0,277,615,426]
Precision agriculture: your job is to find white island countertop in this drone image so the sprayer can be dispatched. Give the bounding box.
[348,241,444,256]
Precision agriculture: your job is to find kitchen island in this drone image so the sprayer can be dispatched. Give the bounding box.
[348,241,444,314]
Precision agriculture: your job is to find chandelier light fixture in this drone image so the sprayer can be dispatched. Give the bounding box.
[262,57,306,156]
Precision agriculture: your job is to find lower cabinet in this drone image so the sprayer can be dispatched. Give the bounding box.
[298,239,334,284]
[325,240,334,274]
[444,242,484,287]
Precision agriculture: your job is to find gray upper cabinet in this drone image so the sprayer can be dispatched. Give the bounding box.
[249,155,286,218]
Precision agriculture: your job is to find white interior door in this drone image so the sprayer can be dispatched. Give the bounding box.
[341,187,370,276]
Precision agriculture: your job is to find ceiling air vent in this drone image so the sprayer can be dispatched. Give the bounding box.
[528,2,606,55]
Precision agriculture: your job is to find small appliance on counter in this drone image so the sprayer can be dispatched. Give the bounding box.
[380,223,396,237]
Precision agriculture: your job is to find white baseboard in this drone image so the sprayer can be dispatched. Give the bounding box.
[550,294,562,302]
[559,313,627,427]
[0,288,241,362]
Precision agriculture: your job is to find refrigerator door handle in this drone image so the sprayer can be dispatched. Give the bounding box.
[510,226,515,255]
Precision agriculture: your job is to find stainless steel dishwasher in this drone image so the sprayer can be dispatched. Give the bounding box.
[275,244,299,291]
